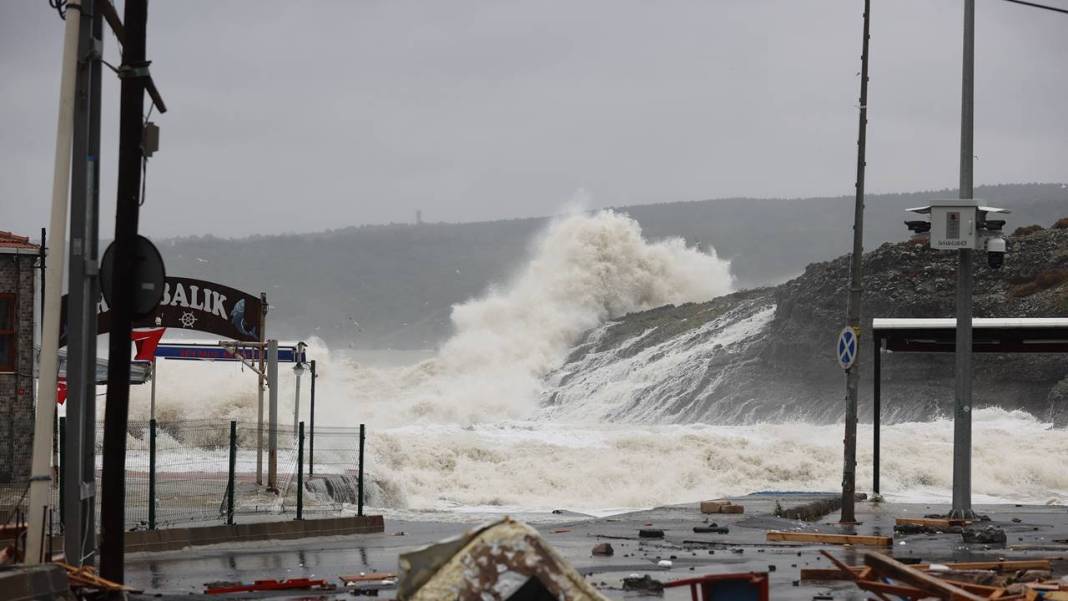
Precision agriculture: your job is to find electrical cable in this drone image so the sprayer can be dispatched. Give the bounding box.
[1001,0,1068,14]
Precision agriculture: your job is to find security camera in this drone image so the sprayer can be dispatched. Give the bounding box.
[905,220,931,234]
[986,236,1006,269]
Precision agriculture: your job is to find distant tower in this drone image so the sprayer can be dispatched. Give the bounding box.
[416,210,423,225]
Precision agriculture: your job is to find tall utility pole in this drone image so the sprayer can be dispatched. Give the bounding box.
[26,0,82,566]
[950,0,976,520]
[64,0,103,567]
[100,0,149,582]
[840,0,872,525]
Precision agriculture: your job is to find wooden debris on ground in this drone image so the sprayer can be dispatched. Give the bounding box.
[204,578,334,594]
[825,551,1068,601]
[766,530,892,546]
[55,561,142,593]
[340,572,398,595]
[700,500,744,514]
[896,517,972,528]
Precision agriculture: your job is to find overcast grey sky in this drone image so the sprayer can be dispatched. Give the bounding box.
[1,0,1065,239]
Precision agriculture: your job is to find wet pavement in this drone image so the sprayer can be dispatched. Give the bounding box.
[125,493,1068,600]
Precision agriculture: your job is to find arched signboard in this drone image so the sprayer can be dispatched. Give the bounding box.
[60,276,264,346]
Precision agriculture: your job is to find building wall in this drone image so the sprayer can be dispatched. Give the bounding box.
[0,252,37,484]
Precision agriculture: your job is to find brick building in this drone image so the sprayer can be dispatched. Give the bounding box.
[0,231,39,486]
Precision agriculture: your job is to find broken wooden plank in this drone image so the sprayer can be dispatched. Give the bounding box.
[767,531,892,546]
[863,552,987,601]
[896,517,970,528]
[855,579,930,600]
[799,568,861,581]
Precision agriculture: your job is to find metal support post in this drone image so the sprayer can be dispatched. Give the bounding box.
[267,340,279,491]
[26,0,81,565]
[309,360,316,476]
[358,424,365,517]
[63,0,99,567]
[296,422,304,521]
[227,421,236,525]
[873,340,881,496]
[58,417,66,529]
[256,293,266,485]
[100,0,150,581]
[293,368,302,434]
[950,0,976,521]
[840,0,871,525]
[149,419,157,530]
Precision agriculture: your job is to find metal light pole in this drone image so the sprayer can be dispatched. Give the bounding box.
[267,339,279,491]
[100,0,151,581]
[950,0,976,520]
[840,0,872,525]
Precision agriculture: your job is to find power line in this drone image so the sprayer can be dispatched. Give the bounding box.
[1001,0,1068,15]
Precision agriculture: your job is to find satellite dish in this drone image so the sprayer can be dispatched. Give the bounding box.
[100,235,167,318]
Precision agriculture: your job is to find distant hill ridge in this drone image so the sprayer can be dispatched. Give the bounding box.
[158,183,1067,348]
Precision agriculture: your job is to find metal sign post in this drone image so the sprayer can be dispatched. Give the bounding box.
[267,339,279,491]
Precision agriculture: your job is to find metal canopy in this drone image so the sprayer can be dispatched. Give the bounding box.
[869,317,1068,497]
[874,318,1068,354]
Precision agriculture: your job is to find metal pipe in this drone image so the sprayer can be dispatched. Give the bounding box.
[26,0,83,565]
[227,420,236,525]
[149,419,156,530]
[358,424,365,517]
[267,339,279,491]
[309,360,316,476]
[296,422,304,521]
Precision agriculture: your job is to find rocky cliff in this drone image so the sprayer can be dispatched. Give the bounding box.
[542,221,1068,425]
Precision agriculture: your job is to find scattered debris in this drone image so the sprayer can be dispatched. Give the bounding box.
[829,551,1066,601]
[57,562,141,594]
[591,543,614,556]
[962,525,1007,545]
[700,500,744,514]
[205,578,333,594]
[340,573,398,596]
[692,526,729,534]
[896,517,970,528]
[622,575,664,593]
[551,528,572,534]
[639,528,664,538]
[396,517,609,600]
[664,573,769,600]
[765,531,892,546]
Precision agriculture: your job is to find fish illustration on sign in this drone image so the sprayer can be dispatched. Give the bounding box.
[231,298,259,339]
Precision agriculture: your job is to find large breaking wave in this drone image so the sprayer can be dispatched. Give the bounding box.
[128,210,1068,513]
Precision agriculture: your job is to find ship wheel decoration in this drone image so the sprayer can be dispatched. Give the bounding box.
[179,311,198,329]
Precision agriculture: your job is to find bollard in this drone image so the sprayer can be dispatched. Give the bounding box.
[149,419,157,530]
[227,421,237,526]
[358,424,365,517]
[296,421,304,521]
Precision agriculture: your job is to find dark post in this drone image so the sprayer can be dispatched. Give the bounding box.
[100,0,149,583]
[148,419,157,530]
[309,360,316,476]
[296,421,304,521]
[950,0,976,521]
[357,424,365,517]
[873,338,881,496]
[58,417,66,530]
[65,0,102,568]
[840,0,872,525]
[227,421,237,526]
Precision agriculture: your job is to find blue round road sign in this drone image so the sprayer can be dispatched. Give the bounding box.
[837,327,858,370]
